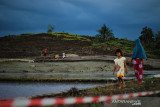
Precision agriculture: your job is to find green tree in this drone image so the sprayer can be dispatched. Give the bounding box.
[155,30,160,41]
[139,26,154,43]
[155,30,160,49]
[96,24,114,42]
[47,24,55,33]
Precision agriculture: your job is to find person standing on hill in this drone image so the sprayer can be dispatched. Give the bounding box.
[62,52,66,59]
[44,49,47,56]
[131,39,147,84]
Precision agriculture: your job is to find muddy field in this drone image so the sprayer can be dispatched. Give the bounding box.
[0,60,134,73]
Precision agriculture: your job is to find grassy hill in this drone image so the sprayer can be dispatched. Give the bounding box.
[0,32,159,58]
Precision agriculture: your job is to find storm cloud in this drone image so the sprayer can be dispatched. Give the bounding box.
[0,0,160,40]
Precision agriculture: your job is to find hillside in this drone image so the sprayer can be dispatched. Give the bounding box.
[0,33,91,58]
[0,32,159,58]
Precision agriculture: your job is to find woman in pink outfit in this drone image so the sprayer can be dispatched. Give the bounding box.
[131,39,147,84]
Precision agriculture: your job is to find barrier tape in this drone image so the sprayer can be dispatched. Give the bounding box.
[0,90,160,107]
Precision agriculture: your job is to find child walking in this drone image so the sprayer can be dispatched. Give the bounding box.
[113,49,128,89]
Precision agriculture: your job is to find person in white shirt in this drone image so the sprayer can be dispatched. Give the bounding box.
[62,52,65,59]
[113,49,128,89]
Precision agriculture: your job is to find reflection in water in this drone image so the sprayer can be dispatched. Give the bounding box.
[0,82,104,99]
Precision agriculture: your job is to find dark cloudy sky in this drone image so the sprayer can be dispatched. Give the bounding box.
[0,0,160,40]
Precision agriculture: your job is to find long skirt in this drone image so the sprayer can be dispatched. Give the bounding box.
[133,58,143,82]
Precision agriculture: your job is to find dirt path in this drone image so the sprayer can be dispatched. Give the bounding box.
[34,55,160,69]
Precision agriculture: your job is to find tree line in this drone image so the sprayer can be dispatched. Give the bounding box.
[47,24,160,50]
[139,26,160,50]
[95,24,160,49]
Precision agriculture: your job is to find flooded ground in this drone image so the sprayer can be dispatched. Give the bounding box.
[0,61,159,82]
[0,70,159,80]
[0,82,105,99]
[0,61,160,100]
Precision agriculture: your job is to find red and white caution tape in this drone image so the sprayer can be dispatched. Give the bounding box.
[0,90,160,107]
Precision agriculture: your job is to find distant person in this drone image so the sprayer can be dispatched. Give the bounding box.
[113,49,128,89]
[44,49,47,56]
[131,39,147,84]
[62,52,66,59]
